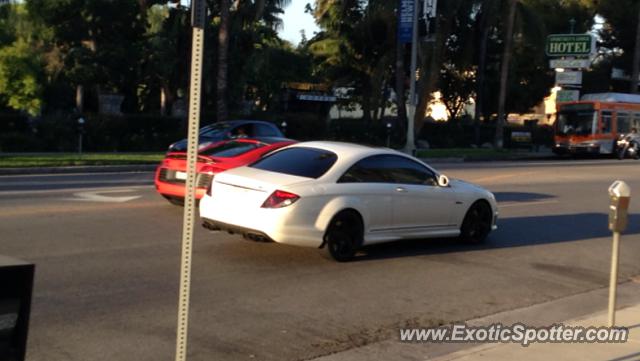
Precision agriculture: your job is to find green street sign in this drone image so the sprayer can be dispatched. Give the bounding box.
[546,34,595,56]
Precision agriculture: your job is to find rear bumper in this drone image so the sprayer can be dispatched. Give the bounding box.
[202,219,274,242]
[154,166,213,199]
[155,181,207,199]
[199,194,324,248]
[553,144,600,155]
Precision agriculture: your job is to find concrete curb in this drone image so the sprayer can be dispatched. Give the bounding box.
[0,154,557,175]
[421,155,557,164]
[0,164,157,175]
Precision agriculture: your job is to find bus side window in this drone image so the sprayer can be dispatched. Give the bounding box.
[633,113,640,130]
[617,112,630,134]
[602,111,613,134]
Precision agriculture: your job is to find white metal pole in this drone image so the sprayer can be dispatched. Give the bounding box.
[175,0,206,360]
[608,231,621,327]
[404,0,419,155]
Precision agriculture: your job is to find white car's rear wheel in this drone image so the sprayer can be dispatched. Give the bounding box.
[322,211,362,262]
[459,201,492,244]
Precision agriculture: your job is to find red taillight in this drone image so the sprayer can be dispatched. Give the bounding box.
[200,165,219,174]
[261,190,300,208]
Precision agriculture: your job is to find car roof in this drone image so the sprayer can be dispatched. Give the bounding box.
[286,141,380,156]
[201,120,276,129]
[276,141,436,179]
[236,137,295,144]
[196,137,294,153]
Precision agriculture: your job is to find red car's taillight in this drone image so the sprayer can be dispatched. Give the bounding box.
[261,190,300,208]
[200,165,217,174]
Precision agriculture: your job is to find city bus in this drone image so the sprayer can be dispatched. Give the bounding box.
[553,93,640,155]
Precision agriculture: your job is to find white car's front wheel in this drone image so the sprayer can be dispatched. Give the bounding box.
[459,201,492,244]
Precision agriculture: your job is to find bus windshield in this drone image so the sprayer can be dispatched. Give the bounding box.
[556,109,596,136]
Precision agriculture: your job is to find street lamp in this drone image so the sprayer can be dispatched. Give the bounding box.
[77,117,85,155]
[386,122,392,147]
[281,121,287,136]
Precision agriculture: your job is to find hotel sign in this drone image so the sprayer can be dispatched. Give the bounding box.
[546,34,595,56]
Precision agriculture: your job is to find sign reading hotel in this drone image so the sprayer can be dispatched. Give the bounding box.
[546,34,595,57]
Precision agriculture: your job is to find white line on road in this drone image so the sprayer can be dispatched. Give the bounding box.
[65,189,142,203]
[499,200,560,208]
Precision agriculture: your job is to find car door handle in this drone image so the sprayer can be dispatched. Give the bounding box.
[395,187,407,193]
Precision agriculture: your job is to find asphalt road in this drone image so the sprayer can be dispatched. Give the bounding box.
[1,159,640,361]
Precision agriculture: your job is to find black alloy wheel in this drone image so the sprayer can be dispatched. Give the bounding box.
[459,201,492,244]
[322,211,362,262]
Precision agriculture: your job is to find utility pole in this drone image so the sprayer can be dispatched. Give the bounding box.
[175,0,206,360]
[403,0,419,155]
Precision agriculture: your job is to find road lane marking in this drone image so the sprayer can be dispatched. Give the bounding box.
[66,189,142,203]
[499,200,559,208]
[471,171,538,184]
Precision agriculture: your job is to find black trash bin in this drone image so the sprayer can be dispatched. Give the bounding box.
[0,256,34,361]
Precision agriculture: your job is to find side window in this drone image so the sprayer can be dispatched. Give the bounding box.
[615,112,629,133]
[338,155,392,183]
[633,113,640,130]
[255,124,279,136]
[383,155,438,186]
[601,111,613,134]
[231,124,253,138]
[338,155,437,186]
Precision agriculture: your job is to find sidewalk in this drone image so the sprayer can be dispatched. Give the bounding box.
[432,304,640,361]
[310,280,640,361]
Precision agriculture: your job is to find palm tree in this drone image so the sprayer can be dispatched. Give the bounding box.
[216,0,290,123]
[630,3,640,94]
[495,0,518,148]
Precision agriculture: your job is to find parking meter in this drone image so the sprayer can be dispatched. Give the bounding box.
[607,180,631,327]
[608,180,631,232]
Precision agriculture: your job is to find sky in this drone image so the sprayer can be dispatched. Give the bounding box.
[278,1,320,45]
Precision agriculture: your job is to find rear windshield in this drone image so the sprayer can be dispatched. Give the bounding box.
[200,141,262,158]
[250,147,337,178]
[200,123,231,136]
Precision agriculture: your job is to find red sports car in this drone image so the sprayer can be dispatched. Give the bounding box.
[155,137,296,205]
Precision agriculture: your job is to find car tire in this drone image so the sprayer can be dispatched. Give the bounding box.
[163,195,184,207]
[459,201,492,244]
[322,211,362,262]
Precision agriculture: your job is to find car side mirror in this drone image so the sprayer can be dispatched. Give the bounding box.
[437,174,450,187]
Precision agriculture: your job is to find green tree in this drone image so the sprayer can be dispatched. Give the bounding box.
[0,39,44,115]
[310,0,396,122]
[216,0,291,122]
[594,0,640,93]
[26,0,153,112]
[0,3,51,115]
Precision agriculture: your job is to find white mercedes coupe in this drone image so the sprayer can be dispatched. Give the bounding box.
[200,141,498,261]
